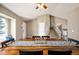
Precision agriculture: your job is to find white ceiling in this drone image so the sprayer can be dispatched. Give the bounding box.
[2,3,79,20]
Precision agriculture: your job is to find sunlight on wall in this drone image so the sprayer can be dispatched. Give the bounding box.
[22,21,27,39]
[38,22,45,36]
[11,18,16,40]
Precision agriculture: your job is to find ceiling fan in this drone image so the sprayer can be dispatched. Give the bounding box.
[36,3,47,9]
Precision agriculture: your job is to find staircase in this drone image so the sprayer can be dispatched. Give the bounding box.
[53,24,62,39]
[49,16,62,39]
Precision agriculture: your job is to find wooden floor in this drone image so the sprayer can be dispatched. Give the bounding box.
[0,47,19,55]
[0,46,79,55]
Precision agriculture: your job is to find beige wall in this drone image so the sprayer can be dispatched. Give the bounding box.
[27,14,67,38]
[54,17,67,28]
[27,11,79,40]
[27,14,50,36]
[0,5,27,40]
[37,14,50,36]
[27,9,79,39]
[51,7,79,40]
[67,8,79,40]
[27,21,33,36]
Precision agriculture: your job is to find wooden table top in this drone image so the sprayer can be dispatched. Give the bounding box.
[9,39,79,51]
[8,46,79,51]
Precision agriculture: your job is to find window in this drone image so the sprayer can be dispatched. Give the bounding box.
[0,16,7,40]
[0,13,16,41]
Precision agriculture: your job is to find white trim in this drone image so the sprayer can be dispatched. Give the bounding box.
[0,13,14,20]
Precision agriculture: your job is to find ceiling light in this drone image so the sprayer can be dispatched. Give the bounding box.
[36,3,47,9]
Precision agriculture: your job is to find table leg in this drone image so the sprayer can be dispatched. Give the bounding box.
[43,49,48,55]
